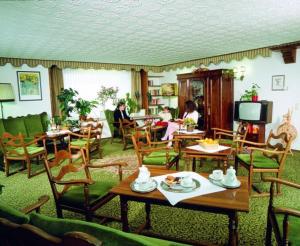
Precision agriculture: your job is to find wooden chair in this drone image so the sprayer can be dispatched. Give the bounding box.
[119,119,146,150]
[234,130,293,196]
[80,118,103,159]
[264,177,300,246]
[0,132,47,178]
[68,122,103,163]
[44,149,127,221]
[131,129,180,170]
[212,121,249,153]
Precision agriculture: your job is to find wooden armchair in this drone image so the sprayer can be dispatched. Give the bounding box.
[132,129,180,170]
[0,132,47,178]
[44,150,127,221]
[212,121,249,153]
[264,177,300,246]
[234,130,293,196]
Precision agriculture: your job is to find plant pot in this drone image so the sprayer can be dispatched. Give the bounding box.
[252,95,258,102]
[186,125,195,132]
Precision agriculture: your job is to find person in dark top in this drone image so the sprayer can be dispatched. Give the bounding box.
[113,102,132,127]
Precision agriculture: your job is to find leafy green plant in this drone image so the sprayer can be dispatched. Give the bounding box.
[183,118,196,126]
[119,93,139,115]
[75,98,98,118]
[57,88,78,120]
[97,86,119,108]
[240,83,260,101]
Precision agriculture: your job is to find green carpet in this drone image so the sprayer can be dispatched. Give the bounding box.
[0,139,299,245]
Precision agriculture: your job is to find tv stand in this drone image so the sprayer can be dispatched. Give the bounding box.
[246,123,265,143]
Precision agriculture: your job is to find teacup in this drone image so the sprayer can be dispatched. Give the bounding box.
[181,176,193,187]
[212,169,223,180]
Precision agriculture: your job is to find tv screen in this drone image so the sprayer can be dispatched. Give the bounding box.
[239,102,261,121]
[234,101,273,123]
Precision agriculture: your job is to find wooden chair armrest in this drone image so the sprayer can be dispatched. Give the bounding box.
[212,128,234,134]
[21,195,50,214]
[274,207,300,218]
[139,147,176,153]
[150,139,181,145]
[234,139,267,147]
[87,162,128,168]
[54,179,94,185]
[249,147,285,155]
[25,135,46,146]
[263,177,300,189]
[62,231,102,245]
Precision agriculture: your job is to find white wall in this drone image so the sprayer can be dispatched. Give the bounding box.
[0,63,51,118]
[160,50,300,150]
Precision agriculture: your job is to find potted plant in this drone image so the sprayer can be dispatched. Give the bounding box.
[240,83,260,101]
[75,98,98,120]
[57,88,78,120]
[97,86,119,109]
[120,93,139,115]
[183,118,196,132]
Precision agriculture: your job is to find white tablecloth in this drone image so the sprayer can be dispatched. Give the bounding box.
[187,144,231,153]
[152,171,225,206]
[177,129,205,134]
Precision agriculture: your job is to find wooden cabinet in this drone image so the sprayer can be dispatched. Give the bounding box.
[177,69,234,135]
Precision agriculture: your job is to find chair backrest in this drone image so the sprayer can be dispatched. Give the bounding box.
[131,129,150,166]
[44,150,90,201]
[0,132,29,158]
[104,110,115,134]
[80,118,103,139]
[265,130,292,171]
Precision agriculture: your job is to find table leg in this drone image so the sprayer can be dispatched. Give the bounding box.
[53,139,58,155]
[145,203,151,229]
[184,156,192,171]
[223,159,228,174]
[192,157,196,172]
[228,212,239,246]
[120,196,130,232]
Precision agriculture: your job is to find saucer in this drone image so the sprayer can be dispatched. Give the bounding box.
[130,180,157,193]
[221,179,241,188]
[180,181,196,188]
[209,174,223,181]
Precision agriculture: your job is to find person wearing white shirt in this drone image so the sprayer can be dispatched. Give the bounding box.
[161,101,198,146]
[158,106,172,122]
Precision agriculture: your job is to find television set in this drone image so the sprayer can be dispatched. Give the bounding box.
[234,101,273,123]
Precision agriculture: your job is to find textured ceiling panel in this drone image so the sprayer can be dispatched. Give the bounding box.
[0,0,300,65]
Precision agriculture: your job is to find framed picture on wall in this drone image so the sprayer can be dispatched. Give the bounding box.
[272,75,285,91]
[17,71,42,101]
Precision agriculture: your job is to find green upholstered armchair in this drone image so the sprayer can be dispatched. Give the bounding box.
[132,129,180,170]
[0,132,47,178]
[104,109,120,143]
[44,150,127,221]
[234,130,293,196]
[264,177,300,246]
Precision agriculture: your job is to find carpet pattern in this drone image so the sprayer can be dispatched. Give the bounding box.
[0,139,299,245]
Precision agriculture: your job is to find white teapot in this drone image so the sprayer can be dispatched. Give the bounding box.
[136,165,150,183]
[224,166,238,186]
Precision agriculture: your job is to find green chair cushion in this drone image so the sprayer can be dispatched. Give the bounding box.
[59,181,116,208]
[0,201,30,224]
[237,153,279,168]
[7,146,44,157]
[143,150,178,165]
[70,139,89,148]
[276,213,300,244]
[3,117,27,137]
[24,114,44,137]
[30,213,186,246]
[104,110,115,134]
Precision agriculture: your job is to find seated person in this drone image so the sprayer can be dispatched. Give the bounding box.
[113,102,133,128]
[155,106,172,127]
[161,100,198,146]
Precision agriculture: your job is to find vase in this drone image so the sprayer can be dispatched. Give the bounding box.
[186,125,194,132]
[252,95,258,102]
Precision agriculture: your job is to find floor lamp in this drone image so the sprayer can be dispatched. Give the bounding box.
[0,83,15,119]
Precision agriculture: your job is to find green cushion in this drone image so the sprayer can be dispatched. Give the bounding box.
[237,153,279,168]
[104,110,114,134]
[7,146,44,157]
[0,201,30,224]
[60,181,116,208]
[24,114,44,137]
[70,139,89,148]
[30,213,186,246]
[0,119,5,138]
[40,112,49,132]
[143,150,178,165]
[276,214,300,244]
[3,117,27,137]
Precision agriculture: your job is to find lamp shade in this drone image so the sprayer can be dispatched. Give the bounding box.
[0,83,15,102]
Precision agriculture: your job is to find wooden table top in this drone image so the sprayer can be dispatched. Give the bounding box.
[111,168,249,212]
